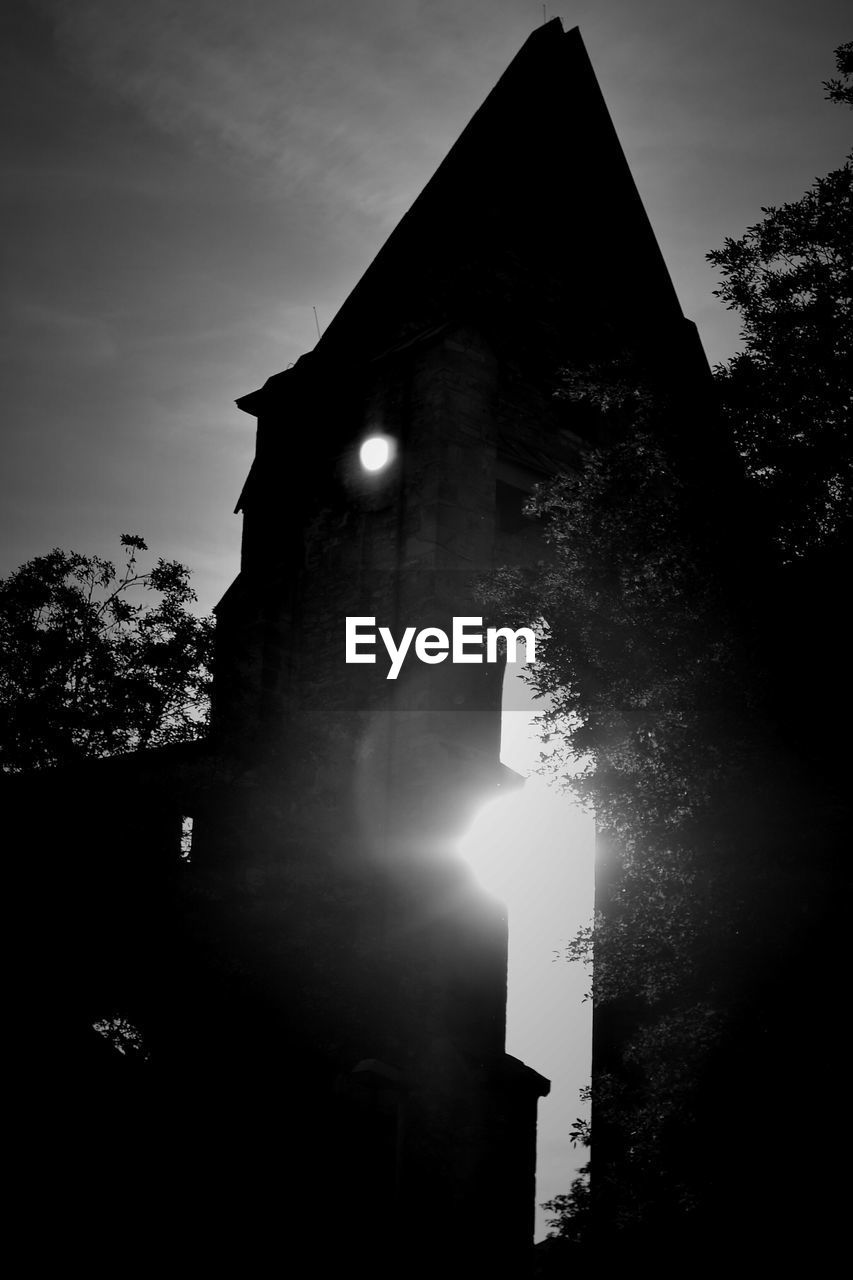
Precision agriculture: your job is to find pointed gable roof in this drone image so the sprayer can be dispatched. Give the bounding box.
[239,20,704,417]
[315,21,686,360]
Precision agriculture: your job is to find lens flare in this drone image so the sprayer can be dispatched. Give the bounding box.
[458,790,524,901]
[457,774,594,908]
[359,435,391,472]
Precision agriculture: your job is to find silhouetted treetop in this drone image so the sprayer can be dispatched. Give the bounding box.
[0,534,214,772]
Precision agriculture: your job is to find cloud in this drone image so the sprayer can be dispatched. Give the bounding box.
[35,0,512,226]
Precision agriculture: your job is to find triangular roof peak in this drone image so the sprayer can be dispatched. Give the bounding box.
[313,20,687,369]
[239,21,702,417]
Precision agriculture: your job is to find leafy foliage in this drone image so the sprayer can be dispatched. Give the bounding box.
[0,534,214,772]
[506,363,837,1237]
[823,39,853,107]
[708,43,852,558]
[489,379,750,1172]
[543,1163,591,1246]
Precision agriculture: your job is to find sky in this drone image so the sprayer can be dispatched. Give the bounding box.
[460,679,595,1239]
[1,0,849,1241]
[1,0,850,609]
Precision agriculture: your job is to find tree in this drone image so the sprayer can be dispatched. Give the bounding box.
[542,1162,591,1248]
[488,376,767,1233]
[0,534,214,772]
[707,42,852,559]
[823,39,853,107]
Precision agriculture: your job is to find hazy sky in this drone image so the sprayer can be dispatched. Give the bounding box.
[1,0,849,607]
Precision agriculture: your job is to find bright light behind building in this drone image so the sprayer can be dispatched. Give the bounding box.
[359,435,392,472]
[458,788,530,902]
[457,666,595,1242]
[457,773,592,907]
[455,766,595,1242]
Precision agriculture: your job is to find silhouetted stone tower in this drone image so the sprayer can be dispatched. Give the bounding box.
[11,20,708,1276]
[199,18,708,1269]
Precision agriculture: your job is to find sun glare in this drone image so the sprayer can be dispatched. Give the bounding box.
[458,788,530,901]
